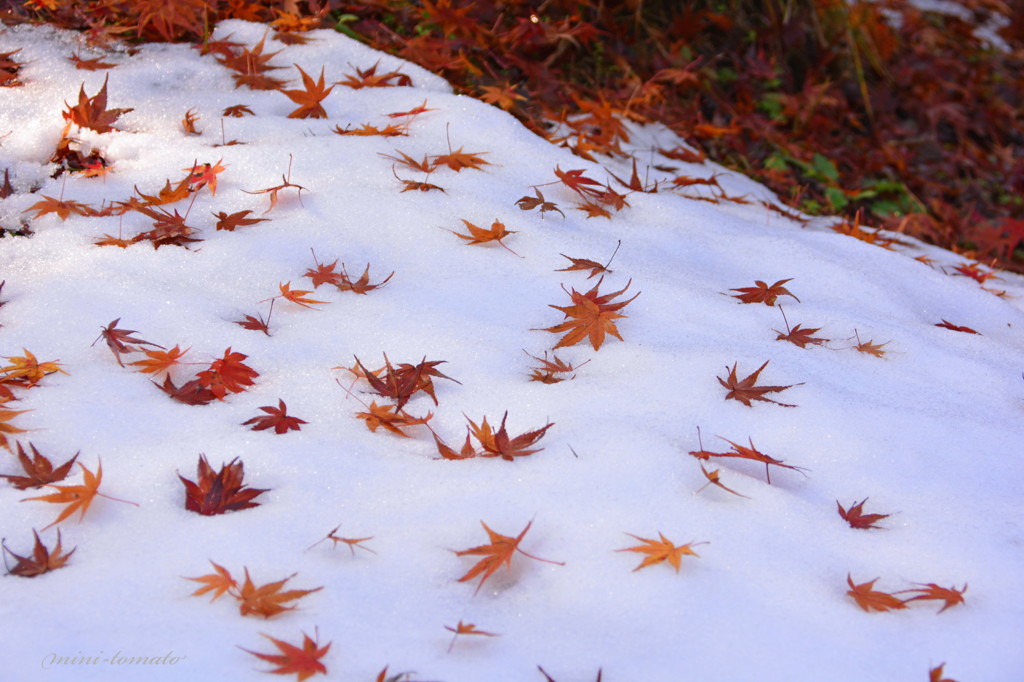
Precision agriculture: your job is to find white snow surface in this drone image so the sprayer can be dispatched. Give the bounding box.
[1,20,1023,682]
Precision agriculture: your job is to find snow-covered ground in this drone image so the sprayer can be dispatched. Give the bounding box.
[1,19,1022,682]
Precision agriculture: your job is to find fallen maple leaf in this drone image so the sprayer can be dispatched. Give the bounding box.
[540,278,640,351]
[617,532,707,573]
[432,147,491,172]
[128,345,189,376]
[273,281,328,309]
[62,75,132,133]
[243,399,308,434]
[336,61,411,89]
[356,401,432,437]
[898,583,967,613]
[237,568,323,618]
[181,108,201,135]
[837,498,889,530]
[465,412,554,461]
[525,351,590,383]
[0,349,68,387]
[556,240,620,279]
[241,630,330,680]
[185,560,237,602]
[454,520,563,595]
[515,188,564,218]
[729,278,799,305]
[93,318,164,367]
[2,529,74,577]
[306,524,376,555]
[929,663,959,682]
[695,461,750,499]
[445,620,499,653]
[178,454,267,515]
[451,219,520,255]
[153,375,217,405]
[352,355,458,411]
[1,442,79,489]
[774,307,828,348]
[283,64,334,119]
[69,53,116,71]
[0,408,31,451]
[23,194,94,221]
[846,574,907,612]
[717,361,800,407]
[196,347,259,399]
[336,263,394,294]
[935,320,981,334]
[22,459,137,530]
[850,330,890,357]
[554,166,605,199]
[181,159,225,195]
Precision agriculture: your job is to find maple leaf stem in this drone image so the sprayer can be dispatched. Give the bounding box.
[603,239,622,270]
[514,547,565,566]
[96,490,140,507]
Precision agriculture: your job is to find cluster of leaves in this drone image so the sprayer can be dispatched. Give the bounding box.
[186,560,322,618]
[95,318,258,405]
[1,346,66,449]
[846,574,967,614]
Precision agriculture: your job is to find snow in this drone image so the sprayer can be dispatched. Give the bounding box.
[2,19,1024,682]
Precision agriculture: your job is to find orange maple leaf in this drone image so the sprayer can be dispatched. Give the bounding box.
[445,620,499,652]
[0,408,30,451]
[432,147,491,172]
[898,583,967,613]
[929,663,959,682]
[356,401,432,437]
[540,278,639,350]
[185,560,238,602]
[695,461,750,499]
[241,630,330,681]
[22,459,137,530]
[181,159,225,195]
[196,347,258,399]
[283,65,334,119]
[851,330,890,357]
[237,568,322,619]
[1,348,68,386]
[23,195,94,221]
[846,574,907,612]
[617,532,707,573]
[465,412,554,460]
[451,219,520,255]
[453,520,563,595]
[128,345,189,376]
[307,524,376,556]
[273,281,328,309]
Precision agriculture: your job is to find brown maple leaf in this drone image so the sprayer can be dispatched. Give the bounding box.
[935,320,981,334]
[237,568,322,619]
[454,520,563,595]
[717,361,800,407]
[556,240,620,279]
[222,104,254,117]
[851,330,890,357]
[185,560,238,602]
[846,574,907,612]
[540,278,640,351]
[336,61,411,89]
[445,620,499,653]
[214,209,268,231]
[336,263,394,294]
[465,412,554,461]
[433,431,479,460]
[898,583,967,613]
[451,219,520,255]
[243,399,308,434]
[243,160,307,213]
[729,278,799,305]
[554,166,605,199]
[352,355,457,411]
[241,630,330,680]
[332,122,408,137]
[153,375,217,405]
[2,529,74,577]
[283,65,334,119]
[617,532,707,573]
[525,351,590,384]
[178,454,267,515]
[1,442,79,489]
[695,461,750,499]
[69,53,116,71]
[516,188,564,218]
[62,75,132,133]
[774,307,828,348]
[306,524,376,556]
[837,498,890,530]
